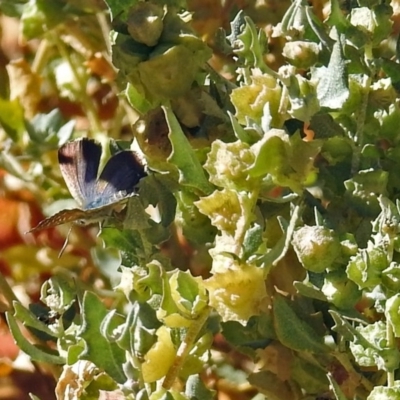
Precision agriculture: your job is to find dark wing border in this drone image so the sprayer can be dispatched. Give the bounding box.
[58,138,102,206]
[95,151,146,203]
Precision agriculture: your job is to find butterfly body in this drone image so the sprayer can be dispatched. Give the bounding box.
[29,138,146,232]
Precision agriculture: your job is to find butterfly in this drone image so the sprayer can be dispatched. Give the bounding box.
[28,138,146,233]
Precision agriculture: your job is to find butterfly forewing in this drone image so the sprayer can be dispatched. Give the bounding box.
[58,139,102,207]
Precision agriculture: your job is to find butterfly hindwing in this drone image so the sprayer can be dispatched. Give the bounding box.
[58,139,102,207]
[93,151,146,207]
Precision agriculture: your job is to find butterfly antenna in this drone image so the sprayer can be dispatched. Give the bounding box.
[58,227,73,258]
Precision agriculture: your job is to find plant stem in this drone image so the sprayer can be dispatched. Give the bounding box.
[334,352,374,393]
[31,38,51,74]
[351,70,371,174]
[162,306,211,390]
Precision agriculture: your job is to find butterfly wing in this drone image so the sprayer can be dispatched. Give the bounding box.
[30,141,146,233]
[28,208,89,233]
[58,139,102,207]
[89,151,146,208]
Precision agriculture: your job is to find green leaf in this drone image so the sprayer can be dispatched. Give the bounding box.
[242,222,263,260]
[0,0,26,17]
[0,98,25,141]
[103,0,136,20]
[346,244,388,289]
[26,109,75,145]
[125,82,153,114]
[40,276,76,314]
[373,196,400,235]
[163,105,213,194]
[185,374,215,400]
[367,385,400,400]
[372,4,394,45]
[138,45,200,99]
[21,0,65,39]
[382,262,400,292]
[386,295,400,338]
[250,131,290,178]
[285,74,320,121]
[116,302,160,356]
[169,270,208,317]
[262,204,301,268]
[250,131,320,193]
[305,6,334,50]
[325,0,351,32]
[273,295,329,353]
[176,189,217,245]
[83,373,119,399]
[232,13,271,73]
[275,0,307,39]
[322,270,362,309]
[221,315,275,353]
[291,357,329,393]
[123,196,153,231]
[6,312,65,364]
[100,310,126,343]
[344,169,388,217]
[91,247,122,284]
[13,301,58,338]
[248,370,295,399]
[100,228,153,266]
[315,30,349,109]
[228,111,260,144]
[294,281,327,302]
[139,174,177,228]
[327,373,348,400]
[347,321,399,371]
[330,310,369,342]
[78,291,126,383]
[171,271,200,309]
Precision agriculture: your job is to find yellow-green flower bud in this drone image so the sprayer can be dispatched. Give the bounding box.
[282,41,319,69]
[292,226,341,273]
[322,270,361,309]
[127,2,164,47]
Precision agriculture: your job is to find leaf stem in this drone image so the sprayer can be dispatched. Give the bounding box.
[31,38,51,74]
[162,306,211,390]
[0,272,19,311]
[334,352,374,393]
[351,74,371,174]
